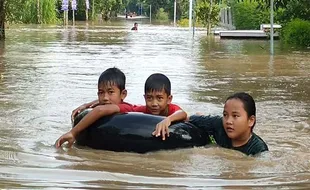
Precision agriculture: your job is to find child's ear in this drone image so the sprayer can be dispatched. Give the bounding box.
[167,95,172,104]
[121,89,127,100]
[248,115,255,129]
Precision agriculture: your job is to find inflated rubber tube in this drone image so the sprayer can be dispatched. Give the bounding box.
[73,109,210,153]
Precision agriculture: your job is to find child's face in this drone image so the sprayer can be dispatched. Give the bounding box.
[222,99,255,141]
[97,83,127,105]
[144,90,172,115]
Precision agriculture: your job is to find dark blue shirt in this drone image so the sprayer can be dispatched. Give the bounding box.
[189,115,268,156]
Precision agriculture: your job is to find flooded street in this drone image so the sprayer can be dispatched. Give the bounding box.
[0,21,309,189]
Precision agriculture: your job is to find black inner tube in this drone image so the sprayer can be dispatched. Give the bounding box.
[73,109,210,153]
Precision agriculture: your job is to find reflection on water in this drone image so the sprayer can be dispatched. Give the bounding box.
[0,21,309,189]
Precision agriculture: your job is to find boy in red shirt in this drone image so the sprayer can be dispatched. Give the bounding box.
[55,72,186,148]
[131,73,186,140]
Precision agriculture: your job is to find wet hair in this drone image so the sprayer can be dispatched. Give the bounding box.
[226,92,256,130]
[144,73,171,95]
[98,67,126,91]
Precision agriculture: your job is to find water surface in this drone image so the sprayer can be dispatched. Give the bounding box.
[0,21,309,189]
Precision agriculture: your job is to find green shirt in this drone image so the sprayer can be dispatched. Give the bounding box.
[189,115,269,156]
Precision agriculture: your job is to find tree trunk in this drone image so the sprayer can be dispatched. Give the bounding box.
[92,0,95,20]
[0,0,5,40]
[207,0,213,35]
[37,0,41,24]
[86,9,88,21]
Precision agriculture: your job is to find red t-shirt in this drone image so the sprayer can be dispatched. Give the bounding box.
[118,103,181,116]
[118,102,136,113]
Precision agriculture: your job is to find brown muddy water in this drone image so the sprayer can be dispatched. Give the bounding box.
[0,21,309,189]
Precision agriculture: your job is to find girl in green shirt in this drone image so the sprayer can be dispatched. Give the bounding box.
[154,92,268,156]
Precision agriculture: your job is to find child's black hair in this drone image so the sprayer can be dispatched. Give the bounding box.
[144,73,171,95]
[98,67,126,91]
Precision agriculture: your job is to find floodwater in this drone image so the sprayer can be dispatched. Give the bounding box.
[0,20,309,189]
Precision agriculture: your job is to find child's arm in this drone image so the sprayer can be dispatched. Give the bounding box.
[71,100,99,122]
[56,104,120,148]
[152,110,187,140]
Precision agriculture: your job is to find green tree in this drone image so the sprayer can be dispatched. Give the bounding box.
[237,0,310,23]
[196,0,220,33]
[145,0,173,18]
[6,0,58,24]
[233,0,290,9]
[155,7,169,20]
[95,0,122,20]
[231,0,269,29]
[278,0,310,22]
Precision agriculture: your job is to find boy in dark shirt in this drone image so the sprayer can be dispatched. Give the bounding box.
[131,22,138,30]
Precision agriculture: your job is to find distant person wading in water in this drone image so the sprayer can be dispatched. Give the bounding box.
[131,23,138,31]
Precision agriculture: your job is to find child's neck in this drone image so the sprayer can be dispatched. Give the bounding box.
[160,106,169,116]
[232,132,252,147]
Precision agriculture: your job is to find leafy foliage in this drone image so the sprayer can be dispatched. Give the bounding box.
[196,0,220,27]
[277,0,310,22]
[155,7,169,21]
[2,0,309,27]
[281,19,310,47]
[6,0,58,24]
[231,0,261,29]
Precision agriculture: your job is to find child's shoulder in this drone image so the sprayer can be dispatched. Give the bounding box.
[120,102,133,106]
[167,103,183,115]
[168,103,182,110]
[247,133,269,155]
[118,102,137,113]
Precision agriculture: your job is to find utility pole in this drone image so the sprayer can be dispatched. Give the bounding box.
[189,0,192,28]
[192,0,195,36]
[149,5,152,23]
[270,0,274,55]
[141,3,143,16]
[173,0,176,26]
[86,0,89,21]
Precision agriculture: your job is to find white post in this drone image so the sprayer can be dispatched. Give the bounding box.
[86,9,88,21]
[224,7,227,25]
[192,0,195,36]
[270,0,274,55]
[174,0,177,26]
[73,10,75,25]
[189,0,193,28]
[92,0,95,20]
[150,5,151,23]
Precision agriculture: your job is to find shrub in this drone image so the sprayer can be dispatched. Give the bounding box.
[177,18,203,27]
[231,0,269,30]
[155,8,169,21]
[281,19,310,47]
[178,18,188,27]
